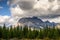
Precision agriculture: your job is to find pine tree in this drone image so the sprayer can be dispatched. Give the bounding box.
[18,26,23,39]
[16,25,23,39]
[32,29,39,39]
[2,24,7,39]
[9,26,14,38]
[23,26,28,38]
[0,26,2,38]
[38,29,44,39]
[27,28,32,39]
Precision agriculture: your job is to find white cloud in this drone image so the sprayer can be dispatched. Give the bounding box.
[34,0,50,10]
[10,5,24,17]
[42,17,60,23]
[0,15,10,26]
[0,15,18,26]
[9,0,60,23]
[0,6,3,9]
[0,0,59,26]
[7,1,10,5]
[10,0,60,16]
[50,17,60,23]
[0,15,10,23]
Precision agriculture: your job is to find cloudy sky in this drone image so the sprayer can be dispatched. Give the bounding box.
[0,0,60,26]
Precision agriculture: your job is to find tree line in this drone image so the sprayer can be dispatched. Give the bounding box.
[0,24,60,39]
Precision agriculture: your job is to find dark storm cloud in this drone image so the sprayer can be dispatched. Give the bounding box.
[18,1,35,10]
[9,0,35,11]
[27,9,60,19]
[0,0,2,1]
[48,0,55,2]
[39,14,60,19]
[58,0,60,1]
[40,9,60,19]
[8,0,20,6]
[0,0,1,1]
[9,0,60,19]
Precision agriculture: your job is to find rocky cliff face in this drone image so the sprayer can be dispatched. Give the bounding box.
[18,17,57,29]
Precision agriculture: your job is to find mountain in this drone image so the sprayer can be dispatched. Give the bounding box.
[18,17,57,29]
